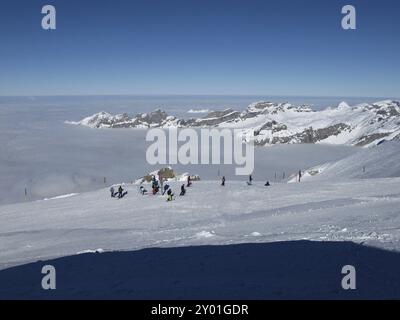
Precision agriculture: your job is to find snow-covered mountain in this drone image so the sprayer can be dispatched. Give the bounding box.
[246,100,400,147]
[67,100,400,147]
[66,109,180,129]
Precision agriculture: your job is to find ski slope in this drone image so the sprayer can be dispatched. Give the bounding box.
[295,141,400,181]
[1,176,400,271]
[1,143,400,299]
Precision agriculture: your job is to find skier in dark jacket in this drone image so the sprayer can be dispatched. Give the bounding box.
[152,185,159,195]
[139,186,147,195]
[187,175,192,187]
[118,185,124,198]
[167,188,174,202]
[265,181,271,187]
[151,175,160,195]
[158,174,164,193]
[180,184,186,196]
[221,176,226,186]
[163,184,170,195]
[298,170,302,182]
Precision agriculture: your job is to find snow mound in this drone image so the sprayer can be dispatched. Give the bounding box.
[250,232,262,237]
[195,231,216,239]
[77,248,105,255]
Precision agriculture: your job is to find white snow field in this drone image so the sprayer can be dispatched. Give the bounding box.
[1,143,400,299]
[292,141,400,181]
[2,176,400,268]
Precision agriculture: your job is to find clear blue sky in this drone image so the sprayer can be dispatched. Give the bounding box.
[0,0,399,97]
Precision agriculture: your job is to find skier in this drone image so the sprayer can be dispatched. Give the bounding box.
[298,170,302,183]
[221,176,226,186]
[118,185,124,198]
[187,175,192,187]
[151,175,157,187]
[139,186,147,195]
[152,185,159,195]
[159,173,164,193]
[180,184,186,196]
[247,175,253,186]
[110,186,115,198]
[152,175,160,195]
[163,184,170,195]
[265,181,271,187]
[167,188,174,202]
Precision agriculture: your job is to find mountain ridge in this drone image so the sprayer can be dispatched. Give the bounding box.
[66,100,400,147]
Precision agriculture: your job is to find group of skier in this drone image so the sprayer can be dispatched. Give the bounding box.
[136,174,193,202]
[221,175,271,187]
[109,185,128,199]
[110,169,303,201]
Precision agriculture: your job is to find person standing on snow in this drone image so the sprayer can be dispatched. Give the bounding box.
[151,175,160,195]
[151,175,158,188]
[248,175,253,185]
[152,185,159,195]
[187,175,192,187]
[180,184,186,196]
[118,185,124,198]
[110,186,115,198]
[298,170,302,182]
[159,173,164,193]
[139,186,147,195]
[167,188,174,202]
[221,176,226,186]
[163,184,170,195]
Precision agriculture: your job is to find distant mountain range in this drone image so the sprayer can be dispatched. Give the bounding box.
[66,100,400,147]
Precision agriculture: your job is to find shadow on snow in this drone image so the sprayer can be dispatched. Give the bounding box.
[0,240,399,300]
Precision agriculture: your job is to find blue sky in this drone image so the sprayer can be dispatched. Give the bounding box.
[0,0,399,97]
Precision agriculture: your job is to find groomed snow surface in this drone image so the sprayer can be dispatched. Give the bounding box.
[1,143,400,299]
[295,141,400,181]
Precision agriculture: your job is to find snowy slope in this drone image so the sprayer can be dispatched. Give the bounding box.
[2,143,400,299]
[295,142,400,182]
[1,177,400,271]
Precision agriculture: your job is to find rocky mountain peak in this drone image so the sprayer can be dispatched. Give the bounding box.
[67,100,400,148]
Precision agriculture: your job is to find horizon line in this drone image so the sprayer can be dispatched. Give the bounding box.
[0,93,398,100]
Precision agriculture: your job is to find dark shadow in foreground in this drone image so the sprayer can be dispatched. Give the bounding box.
[0,241,399,300]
